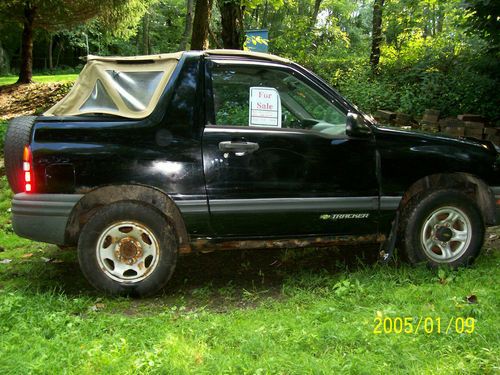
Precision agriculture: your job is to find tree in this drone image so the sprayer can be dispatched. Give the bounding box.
[191,0,213,49]
[465,0,500,52]
[219,0,244,49]
[179,0,195,50]
[0,0,150,84]
[310,0,323,28]
[369,0,385,70]
[142,11,151,54]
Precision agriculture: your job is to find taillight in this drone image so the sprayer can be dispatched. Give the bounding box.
[23,145,34,193]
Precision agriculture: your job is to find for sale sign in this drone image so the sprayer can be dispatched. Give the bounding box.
[249,87,282,127]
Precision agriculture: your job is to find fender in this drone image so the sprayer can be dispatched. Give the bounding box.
[65,184,192,253]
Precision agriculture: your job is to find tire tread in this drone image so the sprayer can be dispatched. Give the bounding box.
[4,116,36,193]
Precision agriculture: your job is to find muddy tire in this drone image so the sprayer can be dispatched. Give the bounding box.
[77,201,178,296]
[4,116,36,193]
[399,190,484,268]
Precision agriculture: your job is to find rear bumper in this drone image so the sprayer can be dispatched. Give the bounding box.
[12,193,83,245]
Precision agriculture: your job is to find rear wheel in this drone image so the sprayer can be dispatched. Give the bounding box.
[400,190,484,268]
[78,201,177,296]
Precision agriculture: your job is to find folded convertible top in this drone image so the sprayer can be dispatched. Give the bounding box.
[44,52,183,119]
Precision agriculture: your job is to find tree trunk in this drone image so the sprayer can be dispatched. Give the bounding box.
[55,41,64,68]
[220,0,242,49]
[310,0,322,28]
[208,25,222,49]
[436,5,443,34]
[0,41,10,76]
[262,1,269,28]
[18,3,37,84]
[48,34,53,70]
[191,0,213,50]
[179,0,195,50]
[369,0,385,71]
[142,13,150,55]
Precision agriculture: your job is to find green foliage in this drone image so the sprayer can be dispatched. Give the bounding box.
[0,0,499,118]
[0,0,145,32]
[143,0,186,53]
[0,120,7,154]
[464,0,500,51]
[327,31,499,118]
[243,35,268,51]
[268,0,499,119]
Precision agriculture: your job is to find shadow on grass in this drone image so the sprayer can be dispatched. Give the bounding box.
[171,244,380,290]
[1,244,381,307]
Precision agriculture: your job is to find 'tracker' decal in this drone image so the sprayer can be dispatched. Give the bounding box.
[320,213,370,221]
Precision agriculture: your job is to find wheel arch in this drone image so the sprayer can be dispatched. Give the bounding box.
[399,172,496,226]
[65,184,191,253]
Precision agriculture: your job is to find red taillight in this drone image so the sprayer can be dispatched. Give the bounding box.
[23,145,34,193]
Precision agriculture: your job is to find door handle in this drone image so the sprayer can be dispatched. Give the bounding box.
[218,141,260,153]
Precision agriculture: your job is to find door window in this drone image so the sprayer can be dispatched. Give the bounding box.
[211,65,347,136]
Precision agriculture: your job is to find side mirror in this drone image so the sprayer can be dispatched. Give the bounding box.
[346,112,372,137]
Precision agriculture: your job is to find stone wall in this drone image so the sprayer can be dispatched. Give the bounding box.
[374,109,500,145]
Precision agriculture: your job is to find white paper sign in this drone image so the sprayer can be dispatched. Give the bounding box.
[249,87,281,127]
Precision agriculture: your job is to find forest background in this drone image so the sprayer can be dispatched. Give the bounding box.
[0,0,498,120]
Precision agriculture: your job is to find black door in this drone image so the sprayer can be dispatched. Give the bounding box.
[203,60,379,237]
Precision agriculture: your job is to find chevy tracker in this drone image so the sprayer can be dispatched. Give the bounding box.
[4,50,500,295]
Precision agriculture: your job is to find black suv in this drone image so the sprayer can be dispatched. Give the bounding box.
[5,50,500,296]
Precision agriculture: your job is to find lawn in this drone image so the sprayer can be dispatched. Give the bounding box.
[0,167,499,373]
[0,77,499,373]
[0,74,78,86]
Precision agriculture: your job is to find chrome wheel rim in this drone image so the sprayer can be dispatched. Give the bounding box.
[420,206,471,263]
[96,221,160,283]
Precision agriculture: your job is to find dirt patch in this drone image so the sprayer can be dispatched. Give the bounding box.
[0,83,72,120]
[485,226,500,248]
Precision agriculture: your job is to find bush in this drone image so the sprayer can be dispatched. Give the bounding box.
[284,33,499,120]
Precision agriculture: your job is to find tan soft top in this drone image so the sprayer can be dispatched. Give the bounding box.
[85,52,183,62]
[205,49,291,64]
[45,52,182,118]
[44,50,289,119]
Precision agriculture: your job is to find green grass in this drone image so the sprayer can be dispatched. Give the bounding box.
[0,170,498,373]
[0,74,78,86]
[0,120,7,154]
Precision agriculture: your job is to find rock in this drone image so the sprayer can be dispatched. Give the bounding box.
[395,112,412,126]
[464,128,483,138]
[423,109,440,123]
[420,120,440,132]
[439,117,464,128]
[374,110,397,122]
[443,126,465,137]
[483,128,498,140]
[457,114,485,122]
[464,121,485,130]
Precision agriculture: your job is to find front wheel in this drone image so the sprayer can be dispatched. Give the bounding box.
[400,190,484,268]
[78,201,178,296]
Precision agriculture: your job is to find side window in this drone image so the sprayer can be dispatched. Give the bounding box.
[212,69,249,126]
[210,65,347,135]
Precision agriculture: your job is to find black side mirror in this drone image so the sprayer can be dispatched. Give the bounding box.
[346,112,372,137]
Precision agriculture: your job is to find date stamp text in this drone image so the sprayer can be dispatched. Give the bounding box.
[373,316,475,334]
